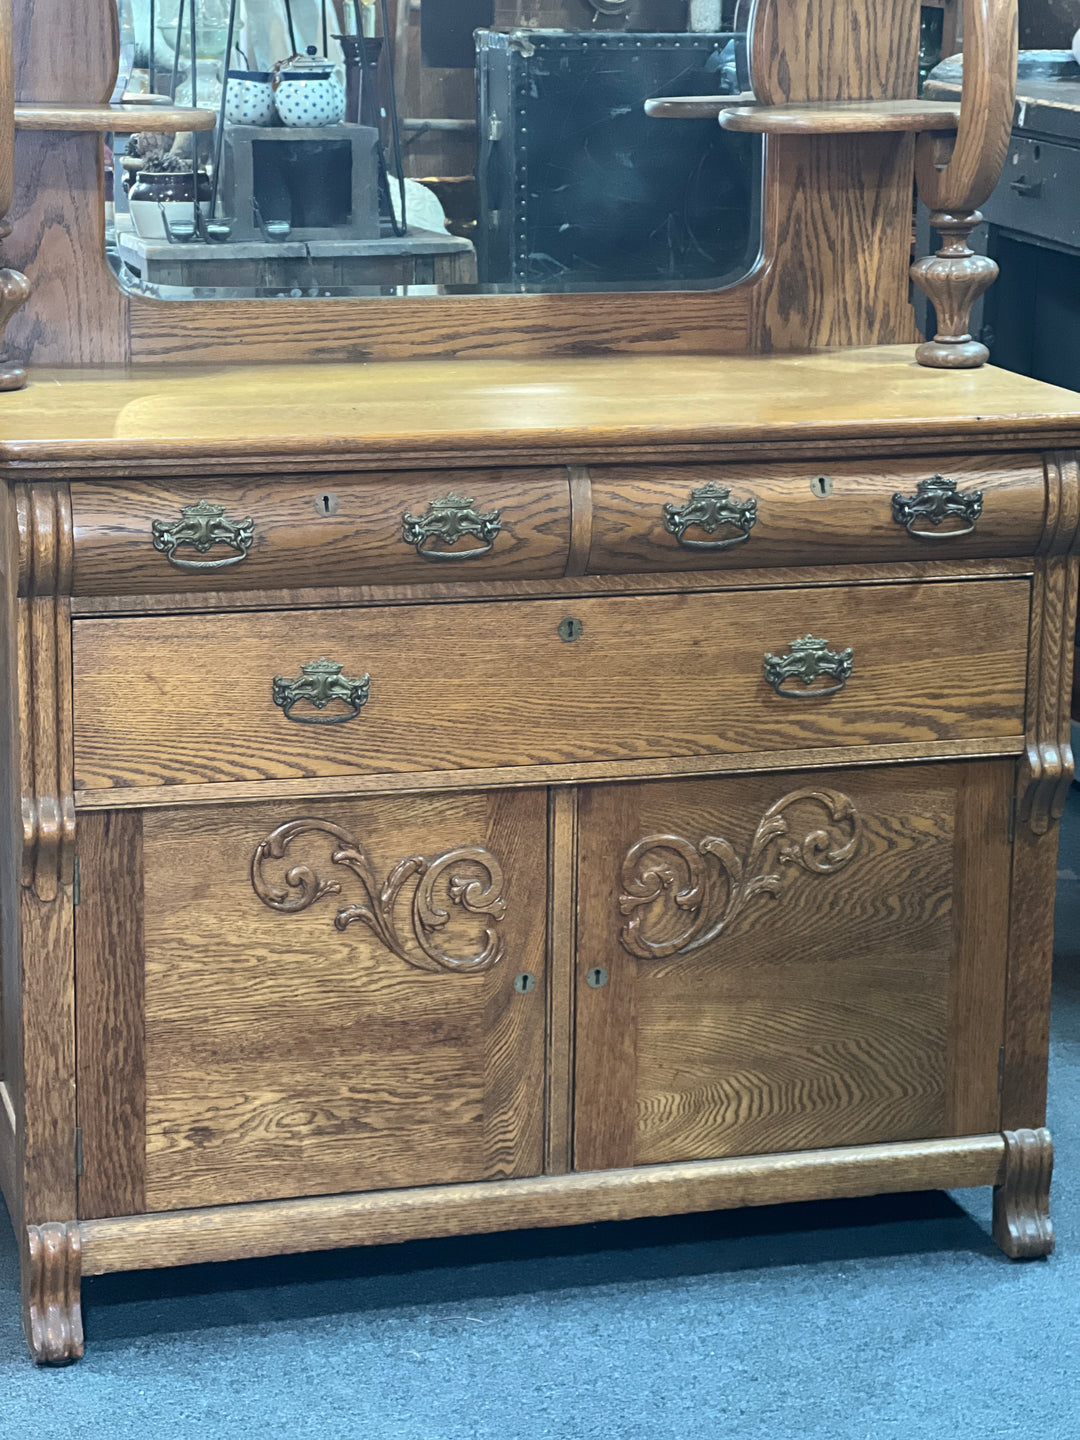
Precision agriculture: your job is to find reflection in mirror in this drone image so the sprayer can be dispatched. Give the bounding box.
[106,0,762,300]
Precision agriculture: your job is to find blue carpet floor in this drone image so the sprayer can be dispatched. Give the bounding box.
[2,796,1080,1438]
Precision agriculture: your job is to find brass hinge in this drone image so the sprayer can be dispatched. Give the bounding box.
[74,1127,84,1179]
[72,854,80,907]
[998,1047,1006,1093]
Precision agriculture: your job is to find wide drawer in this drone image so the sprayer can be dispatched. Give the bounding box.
[586,454,1045,573]
[67,468,572,594]
[72,579,1031,793]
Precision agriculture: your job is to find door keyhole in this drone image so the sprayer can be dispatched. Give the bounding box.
[585,966,609,989]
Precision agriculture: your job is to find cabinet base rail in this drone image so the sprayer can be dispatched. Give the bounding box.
[78,1133,1023,1277]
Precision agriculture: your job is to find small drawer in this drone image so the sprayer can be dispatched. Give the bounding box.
[72,577,1030,793]
[586,454,1045,574]
[68,468,572,595]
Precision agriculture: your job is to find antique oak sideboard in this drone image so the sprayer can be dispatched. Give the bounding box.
[3,350,1080,1362]
[2,0,1079,1367]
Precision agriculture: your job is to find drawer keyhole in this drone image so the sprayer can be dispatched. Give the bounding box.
[810,475,833,498]
[558,617,585,643]
[514,972,537,994]
[315,492,339,517]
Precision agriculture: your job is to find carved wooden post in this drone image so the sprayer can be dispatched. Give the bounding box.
[0,0,28,388]
[911,0,1018,367]
[12,483,82,1362]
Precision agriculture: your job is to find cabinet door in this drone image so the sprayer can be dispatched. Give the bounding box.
[76,789,548,1217]
[573,763,1012,1172]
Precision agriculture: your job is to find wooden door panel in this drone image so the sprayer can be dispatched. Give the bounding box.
[77,788,548,1217]
[573,763,1012,1172]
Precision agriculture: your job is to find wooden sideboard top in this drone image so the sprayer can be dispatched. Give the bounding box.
[3,346,1080,466]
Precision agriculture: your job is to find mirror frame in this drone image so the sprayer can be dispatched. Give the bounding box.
[5,0,926,368]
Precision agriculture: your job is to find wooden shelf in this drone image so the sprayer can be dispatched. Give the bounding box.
[14,102,217,133]
[645,94,753,120]
[645,97,961,134]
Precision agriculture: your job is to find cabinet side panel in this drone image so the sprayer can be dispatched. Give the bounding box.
[946,760,1015,1133]
[1001,824,1059,1130]
[0,485,20,1224]
[75,809,145,1220]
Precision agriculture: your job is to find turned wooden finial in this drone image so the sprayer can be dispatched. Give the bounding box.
[910,0,1018,368]
[912,209,999,368]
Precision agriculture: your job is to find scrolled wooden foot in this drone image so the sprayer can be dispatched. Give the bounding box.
[24,1223,84,1364]
[911,210,998,369]
[992,1127,1055,1260]
[0,265,30,392]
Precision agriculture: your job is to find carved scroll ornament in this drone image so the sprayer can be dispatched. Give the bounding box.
[252,819,508,972]
[618,788,859,959]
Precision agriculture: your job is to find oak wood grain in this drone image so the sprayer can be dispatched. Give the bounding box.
[73,737,1028,814]
[69,470,573,596]
[0,482,21,1229]
[125,287,754,369]
[545,788,577,1175]
[64,557,1037,621]
[138,790,547,1211]
[1019,557,1079,833]
[74,810,144,1220]
[718,101,961,135]
[3,354,1080,466]
[13,104,216,133]
[574,763,1012,1172]
[914,0,1018,216]
[18,889,76,1224]
[70,580,1031,792]
[992,1126,1054,1257]
[6,133,128,367]
[751,134,920,352]
[78,1133,1008,1276]
[12,0,117,104]
[749,0,922,105]
[0,0,13,223]
[947,763,1013,1132]
[1000,821,1058,1131]
[13,481,78,1228]
[587,454,1045,573]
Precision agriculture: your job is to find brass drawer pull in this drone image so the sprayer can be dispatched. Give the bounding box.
[151,499,255,570]
[663,481,757,551]
[272,658,371,725]
[892,475,983,540]
[763,635,853,699]
[401,492,502,561]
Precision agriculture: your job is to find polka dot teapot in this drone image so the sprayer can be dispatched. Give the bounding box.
[272,47,347,128]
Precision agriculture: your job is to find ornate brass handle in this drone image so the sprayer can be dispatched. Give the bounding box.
[401,492,502,561]
[763,635,853,699]
[151,499,255,570]
[892,475,983,540]
[663,481,757,551]
[272,658,371,725]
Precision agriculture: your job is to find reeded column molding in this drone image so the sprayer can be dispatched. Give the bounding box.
[15,482,75,898]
